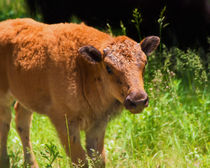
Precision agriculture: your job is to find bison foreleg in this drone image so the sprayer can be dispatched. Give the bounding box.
[85,121,107,168]
[50,115,88,167]
[14,102,38,168]
[0,105,11,168]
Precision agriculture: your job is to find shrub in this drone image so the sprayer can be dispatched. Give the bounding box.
[172,48,208,85]
[145,45,208,92]
[0,0,41,21]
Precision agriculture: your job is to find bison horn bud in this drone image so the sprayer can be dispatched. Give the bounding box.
[103,48,110,56]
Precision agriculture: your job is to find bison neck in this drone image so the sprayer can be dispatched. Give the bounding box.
[78,60,123,128]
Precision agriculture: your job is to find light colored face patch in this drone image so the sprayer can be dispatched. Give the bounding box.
[104,38,147,70]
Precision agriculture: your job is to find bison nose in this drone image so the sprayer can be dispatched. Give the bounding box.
[124,92,149,110]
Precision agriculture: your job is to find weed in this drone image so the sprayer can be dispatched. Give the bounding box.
[131,8,143,41]
[9,149,23,168]
[65,114,73,168]
[86,149,104,168]
[172,48,208,86]
[70,15,82,24]
[120,21,126,36]
[157,6,169,52]
[40,142,62,168]
[106,23,113,36]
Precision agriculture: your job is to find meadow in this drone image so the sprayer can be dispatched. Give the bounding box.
[1,0,210,167]
[7,71,209,168]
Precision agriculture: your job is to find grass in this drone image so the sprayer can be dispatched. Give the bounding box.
[105,81,209,168]
[7,77,209,167]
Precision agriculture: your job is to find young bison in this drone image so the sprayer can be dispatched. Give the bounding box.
[0,18,159,167]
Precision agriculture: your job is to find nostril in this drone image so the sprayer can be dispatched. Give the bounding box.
[124,92,149,109]
[129,99,137,108]
[124,97,137,109]
[144,97,149,107]
[135,96,149,107]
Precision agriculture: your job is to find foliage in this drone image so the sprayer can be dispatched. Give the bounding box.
[131,8,143,41]
[40,142,62,168]
[7,77,209,168]
[0,0,40,21]
[120,20,126,36]
[157,6,169,52]
[145,45,208,92]
[106,83,209,168]
[106,23,113,37]
[0,0,28,20]
[9,149,23,168]
[171,48,208,85]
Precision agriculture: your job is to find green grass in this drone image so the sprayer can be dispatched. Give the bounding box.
[106,87,209,168]
[7,78,209,167]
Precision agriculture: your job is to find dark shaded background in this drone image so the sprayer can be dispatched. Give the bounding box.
[26,0,210,52]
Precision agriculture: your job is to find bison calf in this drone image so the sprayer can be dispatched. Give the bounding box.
[0,18,159,167]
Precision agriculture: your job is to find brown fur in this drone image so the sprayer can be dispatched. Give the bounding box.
[0,18,159,167]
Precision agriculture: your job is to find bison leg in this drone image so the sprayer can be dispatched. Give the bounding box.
[85,121,107,168]
[0,105,11,168]
[50,116,87,167]
[14,102,38,168]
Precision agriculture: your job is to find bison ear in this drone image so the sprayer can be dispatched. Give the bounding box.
[79,45,102,64]
[140,36,160,56]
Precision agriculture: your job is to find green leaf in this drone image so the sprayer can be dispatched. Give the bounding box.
[163,23,169,28]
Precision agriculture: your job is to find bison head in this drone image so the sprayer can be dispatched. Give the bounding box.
[79,36,160,114]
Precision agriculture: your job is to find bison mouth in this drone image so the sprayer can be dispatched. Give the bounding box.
[128,106,146,114]
[124,96,149,114]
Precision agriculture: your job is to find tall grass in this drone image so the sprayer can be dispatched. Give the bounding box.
[157,6,169,53]
[105,78,209,168]
[7,77,209,167]
[131,8,143,41]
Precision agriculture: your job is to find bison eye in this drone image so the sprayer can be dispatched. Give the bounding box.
[106,65,113,74]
